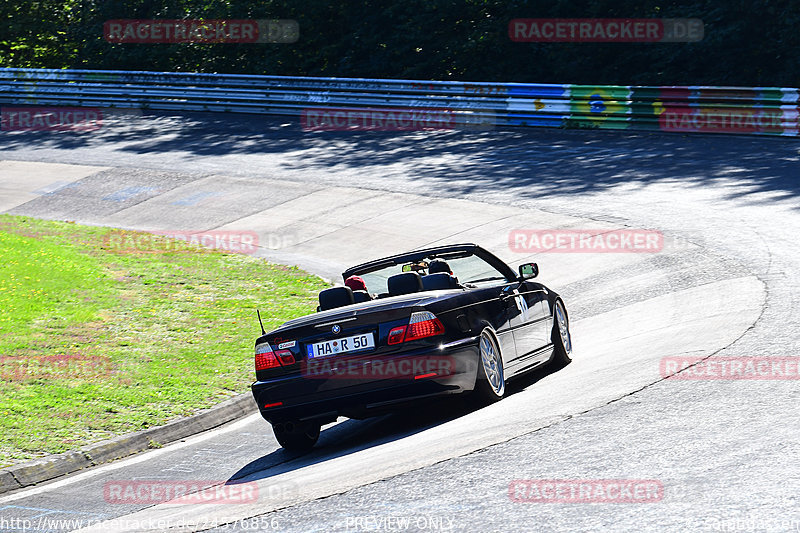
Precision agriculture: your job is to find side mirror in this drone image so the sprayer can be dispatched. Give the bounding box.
[518,262,539,280]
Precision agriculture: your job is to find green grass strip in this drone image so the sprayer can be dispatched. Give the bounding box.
[0,215,328,467]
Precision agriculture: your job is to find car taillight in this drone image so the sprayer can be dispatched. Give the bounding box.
[275,349,296,366]
[255,343,281,371]
[256,343,297,371]
[404,311,445,341]
[388,326,407,345]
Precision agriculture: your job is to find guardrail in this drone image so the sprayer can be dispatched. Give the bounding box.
[1,68,798,136]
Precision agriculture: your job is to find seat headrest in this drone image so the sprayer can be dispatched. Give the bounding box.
[318,286,354,311]
[421,272,459,291]
[387,272,423,296]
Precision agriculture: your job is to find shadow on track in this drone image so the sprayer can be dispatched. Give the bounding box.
[226,359,568,485]
[2,110,799,206]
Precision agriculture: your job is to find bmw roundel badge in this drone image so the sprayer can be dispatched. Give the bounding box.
[332,324,341,334]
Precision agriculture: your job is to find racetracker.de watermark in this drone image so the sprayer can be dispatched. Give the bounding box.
[509,479,664,503]
[301,107,457,131]
[103,230,260,254]
[0,354,112,381]
[659,107,785,134]
[660,356,800,380]
[509,18,703,42]
[104,19,298,43]
[103,480,271,504]
[302,356,455,380]
[1,516,283,531]
[509,229,663,253]
[1,107,103,131]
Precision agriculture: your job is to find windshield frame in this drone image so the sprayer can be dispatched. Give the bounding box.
[341,243,517,284]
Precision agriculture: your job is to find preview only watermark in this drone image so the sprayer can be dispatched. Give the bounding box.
[509,229,664,253]
[509,18,704,42]
[509,479,664,503]
[1,107,103,131]
[103,19,299,44]
[103,230,261,255]
[710,515,800,532]
[344,515,458,532]
[660,356,800,380]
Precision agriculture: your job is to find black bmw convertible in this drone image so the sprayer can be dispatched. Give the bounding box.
[251,243,572,450]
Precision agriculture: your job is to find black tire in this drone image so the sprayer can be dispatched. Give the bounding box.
[551,299,572,366]
[272,420,320,451]
[474,329,506,403]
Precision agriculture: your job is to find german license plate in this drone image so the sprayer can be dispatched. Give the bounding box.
[307,333,375,359]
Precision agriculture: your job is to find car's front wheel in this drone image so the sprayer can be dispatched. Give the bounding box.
[551,299,572,366]
[272,420,320,451]
[474,329,505,402]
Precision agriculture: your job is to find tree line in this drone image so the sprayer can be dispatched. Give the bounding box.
[1,0,797,87]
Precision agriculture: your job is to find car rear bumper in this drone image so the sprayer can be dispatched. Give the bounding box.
[251,339,480,423]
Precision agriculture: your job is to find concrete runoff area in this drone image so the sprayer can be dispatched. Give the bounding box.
[0,118,797,532]
[0,161,110,213]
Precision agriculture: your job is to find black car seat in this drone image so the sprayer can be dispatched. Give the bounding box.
[352,290,372,303]
[387,272,423,296]
[318,286,355,311]
[421,272,460,291]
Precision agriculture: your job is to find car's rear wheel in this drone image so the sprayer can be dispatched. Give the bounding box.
[272,420,320,451]
[551,299,572,366]
[474,329,505,402]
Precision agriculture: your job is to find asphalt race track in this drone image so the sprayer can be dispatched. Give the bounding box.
[0,112,798,533]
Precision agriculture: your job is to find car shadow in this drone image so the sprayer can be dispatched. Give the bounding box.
[227,359,567,484]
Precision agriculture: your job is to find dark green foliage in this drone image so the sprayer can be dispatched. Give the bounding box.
[1,1,796,86]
